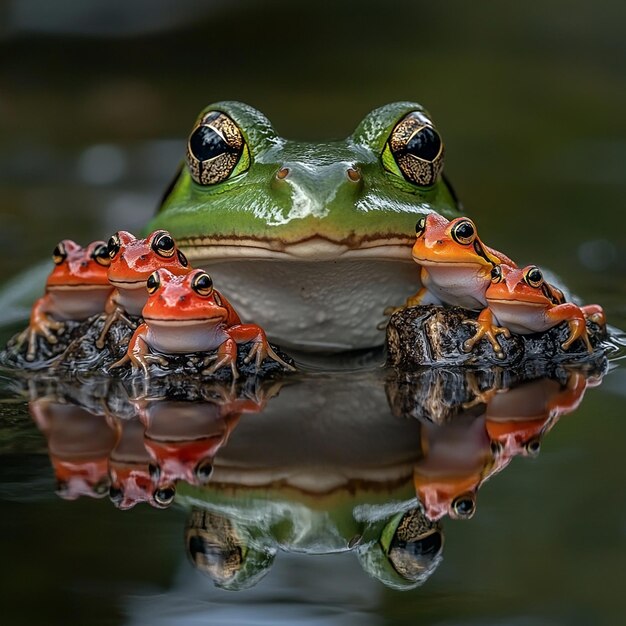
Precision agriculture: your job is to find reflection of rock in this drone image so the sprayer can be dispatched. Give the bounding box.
[386,304,608,369]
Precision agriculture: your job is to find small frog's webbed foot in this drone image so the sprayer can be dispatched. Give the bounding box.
[243,341,296,372]
[18,315,65,361]
[95,307,137,349]
[562,317,593,353]
[202,338,239,380]
[462,308,510,359]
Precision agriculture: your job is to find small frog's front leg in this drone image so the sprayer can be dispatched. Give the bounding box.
[545,303,593,352]
[108,324,168,377]
[96,292,137,349]
[18,296,65,361]
[231,324,296,372]
[462,308,511,359]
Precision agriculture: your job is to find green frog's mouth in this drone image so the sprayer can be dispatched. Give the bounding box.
[177,234,415,262]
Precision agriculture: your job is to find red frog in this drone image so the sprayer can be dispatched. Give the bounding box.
[96,229,191,348]
[387,213,517,357]
[19,239,112,360]
[117,268,295,378]
[481,264,605,353]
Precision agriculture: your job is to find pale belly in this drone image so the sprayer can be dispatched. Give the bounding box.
[194,258,421,352]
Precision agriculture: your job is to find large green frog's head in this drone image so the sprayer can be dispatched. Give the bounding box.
[148,101,462,262]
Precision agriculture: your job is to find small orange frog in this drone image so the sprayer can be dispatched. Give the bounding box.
[20,239,112,360]
[116,268,295,378]
[479,264,605,353]
[96,229,191,348]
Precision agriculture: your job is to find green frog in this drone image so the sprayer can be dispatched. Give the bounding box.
[146,101,462,351]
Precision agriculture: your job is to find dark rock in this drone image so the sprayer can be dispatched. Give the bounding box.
[386,305,608,371]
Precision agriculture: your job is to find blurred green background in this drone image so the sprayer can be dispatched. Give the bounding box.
[1,0,624,324]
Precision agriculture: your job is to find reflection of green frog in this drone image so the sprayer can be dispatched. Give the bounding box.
[146,101,462,351]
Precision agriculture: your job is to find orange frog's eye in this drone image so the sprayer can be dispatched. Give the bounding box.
[153,485,176,508]
[524,437,541,457]
[490,265,503,283]
[52,242,67,265]
[415,217,426,238]
[524,266,543,288]
[186,111,246,185]
[194,459,213,484]
[450,493,476,520]
[191,272,213,296]
[107,233,121,259]
[151,231,176,258]
[146,271,161,295]
[451,219,476,245]
[388,112,444,186]
[92,243,111,267]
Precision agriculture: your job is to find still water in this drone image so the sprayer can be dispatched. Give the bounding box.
[1,322,625,625]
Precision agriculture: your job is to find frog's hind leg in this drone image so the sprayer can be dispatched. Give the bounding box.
[581,304,606,328]
[549,304,593,353]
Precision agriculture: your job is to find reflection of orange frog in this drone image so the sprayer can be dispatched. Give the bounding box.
[116,268,294,378]
[485,371,599,469]
[135,384,276,490]
[19,239,112,360]
[29,396,117,500]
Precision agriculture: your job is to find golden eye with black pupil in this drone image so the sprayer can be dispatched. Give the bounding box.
[107,233,121,259]
[187,111,245,185]
[388,112,444,186]
[153,485,176,507]
[151,231,176,258]
[191,272,213,296]
[177,250,189,267]
[92,243,111,267]
[451,219,476,245]
[415,217,426,238]
[451,493,476,519]
[146,271,160,295]
[490,265,503,283]
[524,266,544,288]
[194,459,213,483]
[52,242,67,265]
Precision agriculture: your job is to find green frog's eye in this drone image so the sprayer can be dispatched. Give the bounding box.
[146,271,161,295]
[92,243,111,267]
[191,271,214,296]
[490,265,503,283]
[451,219,476,245]
[524,266,544,288]
[387,112,444,186]
[52,242,67,265]
[450,493,476,519]
[525,437,541,457]
[151,230,176,258]
[107,233,121,259]
[153,485,176,508]
[415,217,426,238]
[187,111,247,185]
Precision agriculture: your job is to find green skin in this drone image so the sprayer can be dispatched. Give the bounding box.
[147,101,463,352]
